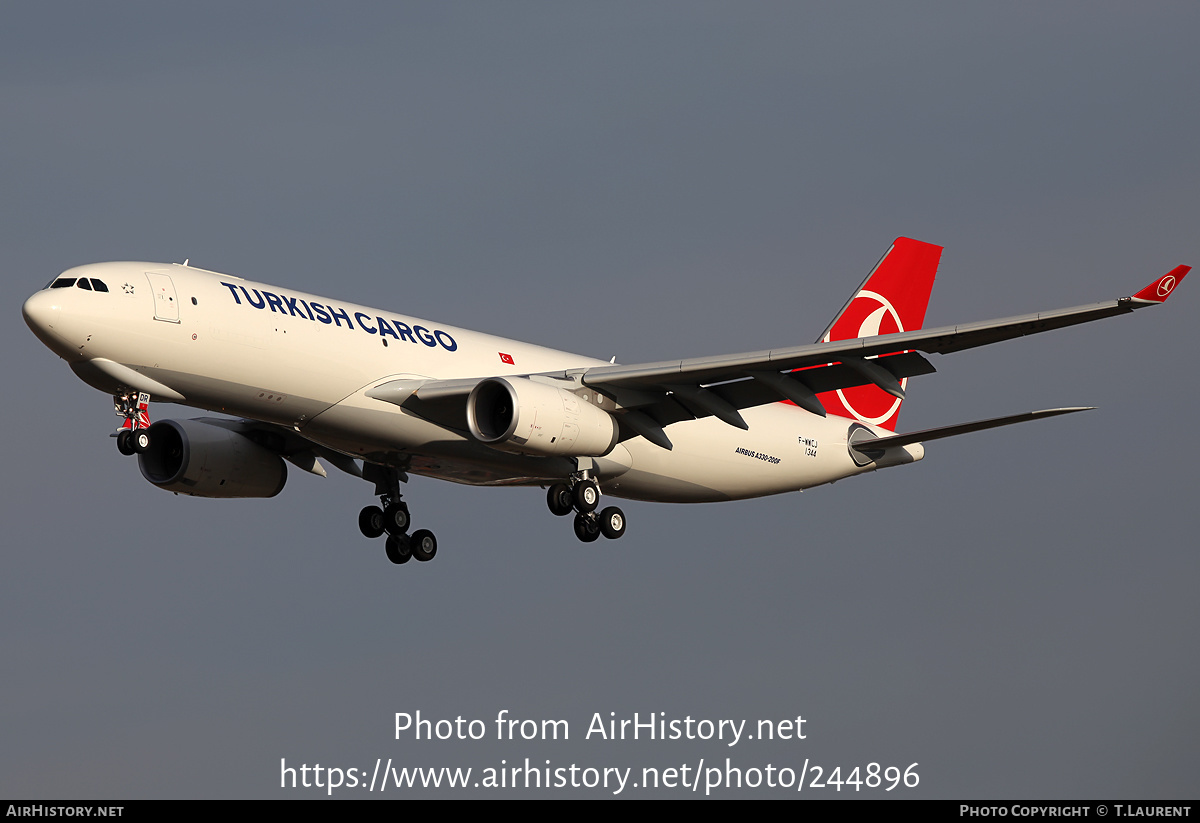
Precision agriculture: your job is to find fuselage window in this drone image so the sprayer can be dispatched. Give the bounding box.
[49,278,75,289]
[76,278,93,290]
[91,279,109,292]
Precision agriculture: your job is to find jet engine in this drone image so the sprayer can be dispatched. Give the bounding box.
[466,377,618,457]
[137,419,288,498]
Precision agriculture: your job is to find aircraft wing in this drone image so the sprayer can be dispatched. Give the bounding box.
[369,267,1187,449]
[571,266,1188,447]
[584,267,1189,389]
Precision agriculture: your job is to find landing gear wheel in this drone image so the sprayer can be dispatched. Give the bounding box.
[598,506,626,540]
[385,534,412,564]
[573,479,600,513]
[573,512,601,543]
[358,505,385,539]
[411,529,438,562]
[116,430,135,456]
[131,429,151,454]
[383,501,410,535]
[547,483,574,516]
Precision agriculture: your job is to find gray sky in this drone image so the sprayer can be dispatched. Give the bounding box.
[3,2,1197,798]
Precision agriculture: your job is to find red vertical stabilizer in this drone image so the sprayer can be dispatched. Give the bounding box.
[813,237,942,431]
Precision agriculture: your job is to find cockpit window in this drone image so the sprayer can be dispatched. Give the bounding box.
[45,276,110,292]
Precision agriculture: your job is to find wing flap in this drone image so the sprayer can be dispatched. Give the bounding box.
[600,352,937,440]
[715,352,934,412]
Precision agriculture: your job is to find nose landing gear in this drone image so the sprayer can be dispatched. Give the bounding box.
[360,464,438,566]
[113,391,152,456]
[547,471,626,543]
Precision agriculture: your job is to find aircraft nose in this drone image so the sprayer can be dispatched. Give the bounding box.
[22,289,67,351]
[22,289,57,329]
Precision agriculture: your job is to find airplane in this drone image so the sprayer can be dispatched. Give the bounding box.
[21,238,1189,566]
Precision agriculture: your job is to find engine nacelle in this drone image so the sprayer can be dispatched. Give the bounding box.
[466,377,619,457]
[137,419,288,498]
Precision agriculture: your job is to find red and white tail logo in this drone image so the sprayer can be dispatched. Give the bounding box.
[815,237,942,431]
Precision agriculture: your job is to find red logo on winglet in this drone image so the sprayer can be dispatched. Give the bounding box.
[1132,266,1190,303]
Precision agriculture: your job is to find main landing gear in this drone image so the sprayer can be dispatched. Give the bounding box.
[359,464,438,566]
[546,473,626,543]
[113,391,152,456]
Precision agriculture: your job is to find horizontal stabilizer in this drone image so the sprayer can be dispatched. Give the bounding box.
[850,407,1094,453]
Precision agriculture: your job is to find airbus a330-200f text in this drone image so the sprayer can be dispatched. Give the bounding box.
[22,239,1189,565]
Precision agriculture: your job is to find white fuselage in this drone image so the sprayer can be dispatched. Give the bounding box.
[23,262,919,502]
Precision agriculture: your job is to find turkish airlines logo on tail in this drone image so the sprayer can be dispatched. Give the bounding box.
[823,290,907,426]
[1157,275,1176,297]
[826,290,904,339]
[810,237,941,432]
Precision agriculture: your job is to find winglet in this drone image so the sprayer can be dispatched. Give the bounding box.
[1130,265,1189,304]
